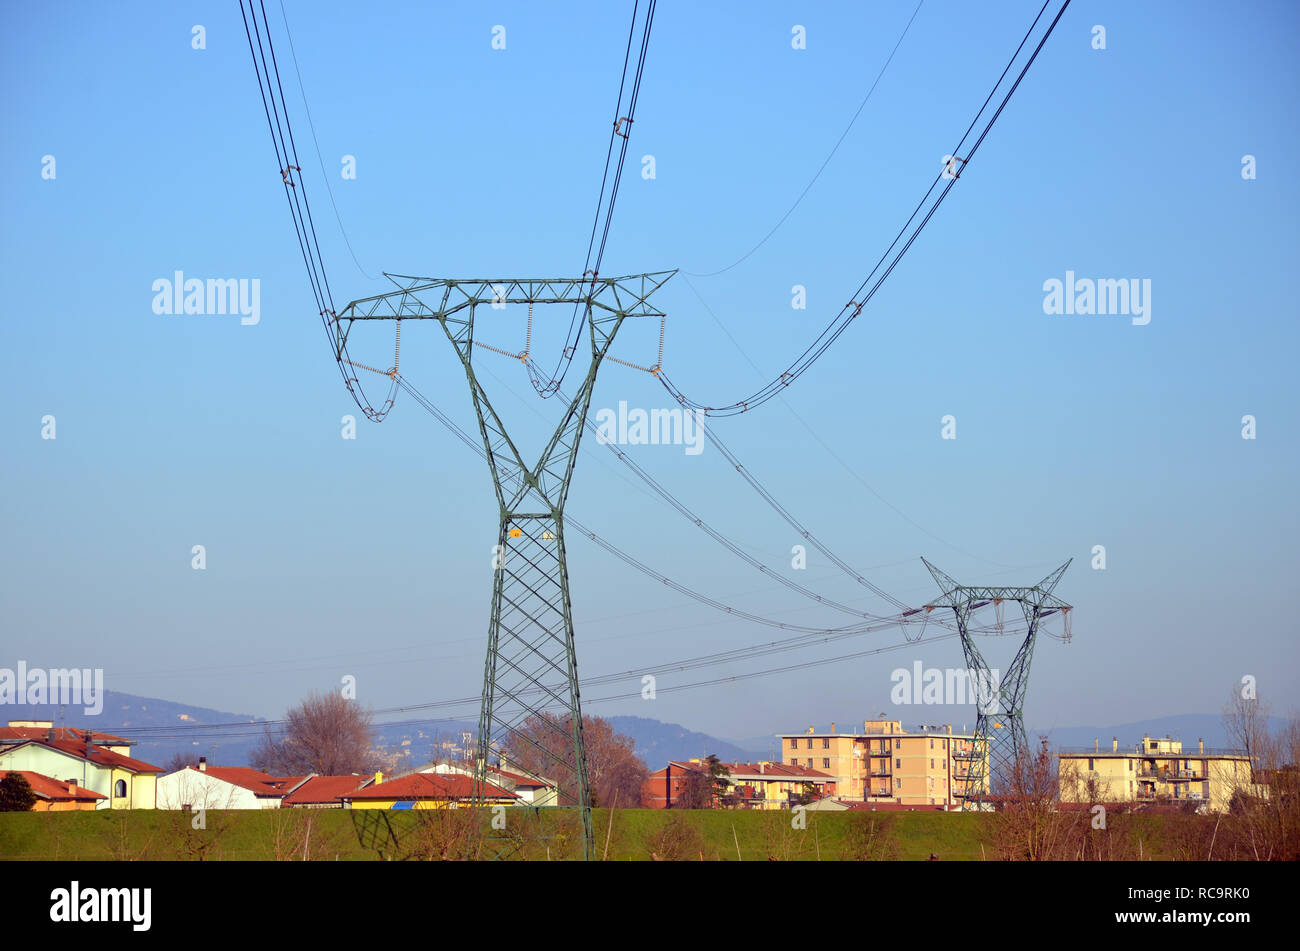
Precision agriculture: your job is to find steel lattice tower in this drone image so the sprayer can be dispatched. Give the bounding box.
[922,558,1072,807]
[335,271,675,859]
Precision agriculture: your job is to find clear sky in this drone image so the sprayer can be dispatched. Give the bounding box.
[2,0,1297,744]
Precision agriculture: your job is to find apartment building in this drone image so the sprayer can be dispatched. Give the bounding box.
[777,716,989,808]
[1057,734,1257,813]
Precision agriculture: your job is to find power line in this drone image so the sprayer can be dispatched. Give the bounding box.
[530,0,659,399]
[658,0,1071,417]
[276,0,378,281]
[686,0,927,278]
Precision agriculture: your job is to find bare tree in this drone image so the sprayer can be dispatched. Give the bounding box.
[504,713,647,807]
[1219,693,1299,861]
[989,735,1083,860]
[250,690,380,776]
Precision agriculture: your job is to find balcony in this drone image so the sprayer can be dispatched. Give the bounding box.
[868,767,892,778]
[954,749,981,760]
[867,748,892,757]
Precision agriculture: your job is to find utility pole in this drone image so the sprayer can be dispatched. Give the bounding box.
[922,558,1072,808]
[334,271,675,859]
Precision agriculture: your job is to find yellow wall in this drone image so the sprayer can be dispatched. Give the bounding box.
[348,799,458,810]
[108,767,156,810]
[1058,750,1253,813]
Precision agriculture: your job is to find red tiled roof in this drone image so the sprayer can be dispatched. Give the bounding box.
[282,775,369,805]
[173,766,295,796]
[491,767,553,788]
[0,726,133,746]
[343,772,515,802]
[7,770,105,802]
[6,739,163,774]
[662,760,833,781]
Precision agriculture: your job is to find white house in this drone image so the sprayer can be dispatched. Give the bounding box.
[155,759,304,810]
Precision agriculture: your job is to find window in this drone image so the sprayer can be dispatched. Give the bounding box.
[822,738,830,749]
[1088,758,1095,771]
[822,758,830,769]
[895,758,901,769]
[806,738,813,749]
[894,778,901,788]
[895,739,901,750]
[943,739,948,751]
[930,758,935,769]
[789,758,797,766]
[930,739,935,749]
[790,738,798,749]
[114,779,127,798]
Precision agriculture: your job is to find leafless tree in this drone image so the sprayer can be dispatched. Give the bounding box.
[1218,693,1299,861]
[989,735,1084,860]
[250,690,380,776]
[504,713,647,807]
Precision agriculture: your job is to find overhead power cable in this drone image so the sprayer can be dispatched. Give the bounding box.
[687,0,927,278]
[530,0,658,399]
[658,0,1071,417]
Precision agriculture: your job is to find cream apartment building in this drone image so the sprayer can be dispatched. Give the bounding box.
[778,716,989,807]
[1058,734,1258,813]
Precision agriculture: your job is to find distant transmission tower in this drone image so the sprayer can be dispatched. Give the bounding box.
[335,271,675,859]
[922,558,1072,806]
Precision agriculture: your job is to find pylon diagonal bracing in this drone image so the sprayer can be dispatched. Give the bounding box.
[335,271,675,859]
[922,557,1072,809]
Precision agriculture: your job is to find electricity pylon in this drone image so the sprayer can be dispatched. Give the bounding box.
[334,271,675,859]
[922,558,1072,808]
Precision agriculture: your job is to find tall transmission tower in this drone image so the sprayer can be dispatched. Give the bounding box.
[921,558,1072,806]
[334,271,675,859]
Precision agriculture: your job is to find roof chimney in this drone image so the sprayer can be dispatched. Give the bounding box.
[374,771,383,785]
[1199,738,1204,754]
[198,756,206,772]
[1094,738,1099,752]
[1112,737,1118,752]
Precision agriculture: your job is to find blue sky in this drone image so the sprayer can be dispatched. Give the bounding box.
[2,0,1297,744]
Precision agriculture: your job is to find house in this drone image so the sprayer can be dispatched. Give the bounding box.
[641,758,835,809]
[4,770,106,811]
[341,772,517,810]
[155,758,303,810]
[0,735,161,809]
[1,721,135,756]
[281,774,370,809]
[396,757,559,806]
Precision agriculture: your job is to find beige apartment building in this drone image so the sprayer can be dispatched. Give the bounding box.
[778,717,989,807]
[1057,734,1258,813]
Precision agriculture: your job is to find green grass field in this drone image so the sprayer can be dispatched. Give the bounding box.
[0,807,1191,861]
